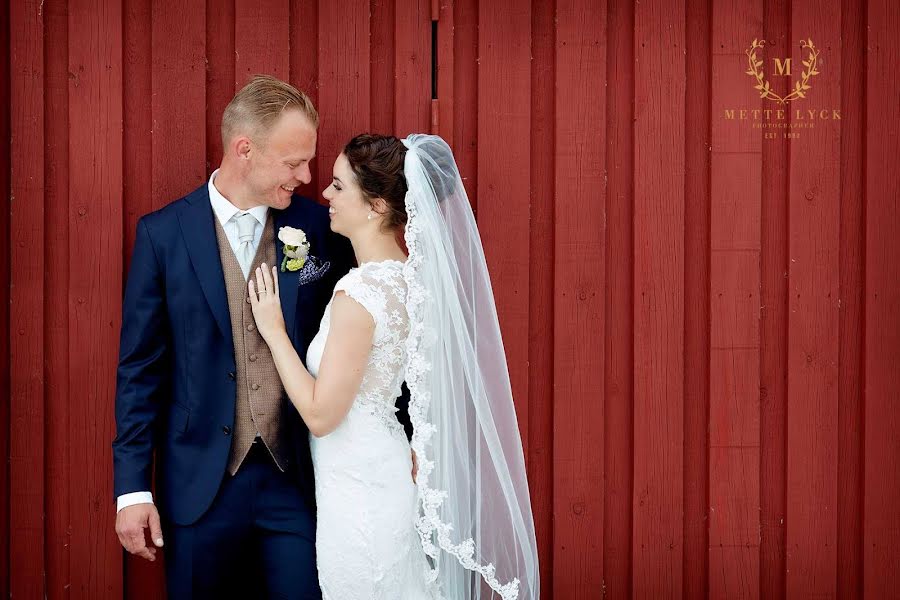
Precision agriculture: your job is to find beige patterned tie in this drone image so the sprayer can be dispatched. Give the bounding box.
[234,212,257,280]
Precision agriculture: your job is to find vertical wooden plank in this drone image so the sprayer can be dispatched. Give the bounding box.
[708,345,760,600]
[152,0,206,207]
[632,0,685,596]
[435,0,454,142]
[45,0,71,596]
[478,0,530,455]
[785,0,841,595]
[9,0,45,596]
[709,447,761,599]
[235,0,290,84]
[317,0,370,192]
[290,0,318,108]
[604,0,635,596]
[684,0,712,596]
[125,0,153,260]
[0,0,11,594]
[67,0,124,595]
[370,0,395,134]
[452,0,477,208]
[124,0,167,596]
[394,0,430,137]
[554,0,605,596]
[836,0,866,597]
[529,0,554,595]
[710,545,760,599]
[759,1,790,596]
[206,0,234,174]
[863,1,900,597]
[708,5,764,596]
[289,0,318,198]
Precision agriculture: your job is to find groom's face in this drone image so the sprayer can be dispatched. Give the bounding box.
[247,109,317,210]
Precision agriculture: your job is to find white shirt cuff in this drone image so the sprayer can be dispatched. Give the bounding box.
[117,491,154,513]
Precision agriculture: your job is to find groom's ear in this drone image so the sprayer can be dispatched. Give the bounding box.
[234,136,253,161]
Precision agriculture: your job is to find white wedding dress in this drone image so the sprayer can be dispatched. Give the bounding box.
[305,260,440,599]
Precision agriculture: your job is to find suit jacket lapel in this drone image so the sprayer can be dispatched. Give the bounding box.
[177,186,233,342]
[274,210,300,343]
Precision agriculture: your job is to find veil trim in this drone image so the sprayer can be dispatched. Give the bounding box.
[402,190,521,600]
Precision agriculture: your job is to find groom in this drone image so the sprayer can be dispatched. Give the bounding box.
[113,75,403,598]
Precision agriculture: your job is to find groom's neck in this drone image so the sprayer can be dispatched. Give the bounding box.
[214,165,261,211]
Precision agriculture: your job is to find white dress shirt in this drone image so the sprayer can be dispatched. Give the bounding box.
[208,169,269,277]
[117,170,269,513]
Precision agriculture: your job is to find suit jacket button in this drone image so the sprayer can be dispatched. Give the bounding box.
[228,371,236,380]
[249,354,258,362]
[223,426,231,435]
[247,323,255,332]
[251,383,260,391]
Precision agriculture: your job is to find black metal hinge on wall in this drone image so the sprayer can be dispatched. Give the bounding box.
[431,0,439,133]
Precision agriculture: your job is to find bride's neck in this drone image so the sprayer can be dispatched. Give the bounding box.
[350,230,406,265]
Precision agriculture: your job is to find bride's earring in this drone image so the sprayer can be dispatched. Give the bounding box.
[367,212,374,221]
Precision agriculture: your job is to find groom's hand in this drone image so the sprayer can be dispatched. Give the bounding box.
[116,503,164,561]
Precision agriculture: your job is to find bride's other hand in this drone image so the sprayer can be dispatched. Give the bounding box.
[248,263,286,343]
[411,450,418,483]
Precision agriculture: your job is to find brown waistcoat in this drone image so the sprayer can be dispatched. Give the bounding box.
[214,213,288,474]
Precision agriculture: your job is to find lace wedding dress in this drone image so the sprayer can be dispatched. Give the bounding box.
[305,259,440,599]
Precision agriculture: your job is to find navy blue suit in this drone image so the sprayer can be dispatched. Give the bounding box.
[113,184,355,598]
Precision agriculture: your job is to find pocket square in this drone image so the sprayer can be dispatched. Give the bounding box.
[297,255,330,285]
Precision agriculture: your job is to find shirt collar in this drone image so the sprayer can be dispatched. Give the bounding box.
[208,169,269,227]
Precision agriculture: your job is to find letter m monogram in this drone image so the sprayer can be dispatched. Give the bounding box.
[773,57,792,76]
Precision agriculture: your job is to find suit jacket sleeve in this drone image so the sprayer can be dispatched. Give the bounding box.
[112,217,172,498]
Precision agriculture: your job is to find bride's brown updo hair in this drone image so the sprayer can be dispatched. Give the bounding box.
[342,134,409,232]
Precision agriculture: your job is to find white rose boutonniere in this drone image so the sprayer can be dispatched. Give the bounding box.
[278,226,311,272]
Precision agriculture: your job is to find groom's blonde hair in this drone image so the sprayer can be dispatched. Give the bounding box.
[221,75,318,148]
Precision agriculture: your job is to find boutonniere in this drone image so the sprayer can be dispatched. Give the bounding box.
[278,226,311,272]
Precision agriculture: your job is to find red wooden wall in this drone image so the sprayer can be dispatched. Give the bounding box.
[3,0,900,598]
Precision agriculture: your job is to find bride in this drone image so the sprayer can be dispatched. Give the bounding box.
[248,134,539,599]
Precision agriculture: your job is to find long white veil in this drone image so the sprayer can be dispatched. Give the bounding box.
[401,134,539,600]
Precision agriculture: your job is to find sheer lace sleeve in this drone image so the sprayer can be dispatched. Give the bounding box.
[333,270,388,337]
[333,262,408,345]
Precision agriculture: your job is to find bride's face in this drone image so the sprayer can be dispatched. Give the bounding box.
[322,153,373,236]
